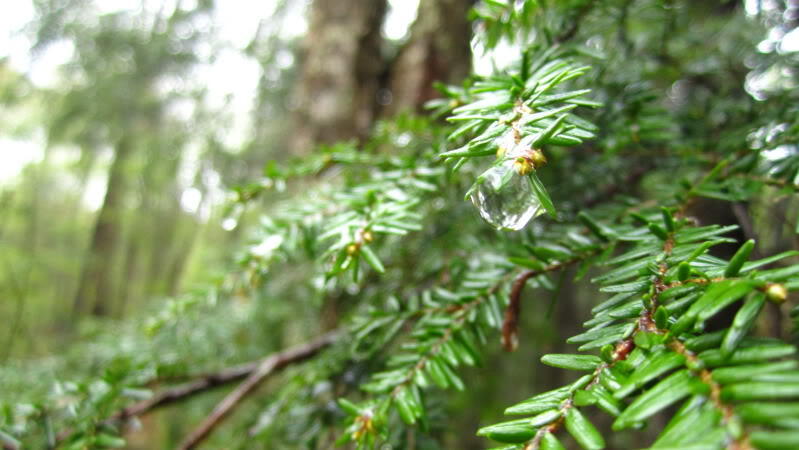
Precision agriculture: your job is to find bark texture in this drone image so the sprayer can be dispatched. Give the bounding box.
[289,0,388,155]
[385,0,475,114]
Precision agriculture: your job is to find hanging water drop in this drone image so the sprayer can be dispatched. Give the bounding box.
[469,159,545,230]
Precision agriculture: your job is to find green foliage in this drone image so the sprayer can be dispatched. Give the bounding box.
[4,0,799,449]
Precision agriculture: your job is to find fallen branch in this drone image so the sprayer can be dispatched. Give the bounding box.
[177,331,339,449]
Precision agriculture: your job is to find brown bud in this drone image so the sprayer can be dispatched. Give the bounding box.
[346,243,360,255]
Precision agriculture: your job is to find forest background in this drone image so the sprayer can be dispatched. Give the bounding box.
[2,0,799,449]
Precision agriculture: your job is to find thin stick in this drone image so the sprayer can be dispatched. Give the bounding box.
[502,269,539,351]
[177,331,338,449]
[112,362,258,421]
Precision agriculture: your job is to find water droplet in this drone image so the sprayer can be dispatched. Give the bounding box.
[469,161,544,230]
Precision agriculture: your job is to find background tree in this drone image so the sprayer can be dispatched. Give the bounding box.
[2,1,799,449]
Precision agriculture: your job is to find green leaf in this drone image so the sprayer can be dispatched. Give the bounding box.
[94,434,126,448]
[395,387,418,424]
[360,245,385,274]
[578,212,615,241]
[532,114,568,147]
[614,370,704,429]
[654,306,670,329]
[741,250,799,273]
[614,351,686,399]
[724,239,755,277]
[541,354,602,371]
[711,360,799,384]
[529,409,562,427]
[540,432,566,450]
[648,223,669,241]
[684,329,726,352]
[737,402,799,426]
[571,323,628,344]
[426,357,450,389]
[589,385,623,416]
[661,207,676,232]
[528,173,557,218]
[564,407,605,450]
[651,397,721,449]
[436,357,465,391]
[754,264,799,282]
[441,146,497,158]
[578,324,636,351]
[750,430,799,450]
[672,280,758,335]
[721,382,799,401]
[677,262,691,281]
[477,418,537,443]
[699,342,796,367]
[598,280,649,294]
[337,398,361,415]
[573,390,597,407]
[721,293,765,358]
[591,292,637,313]
[505,386,570,415]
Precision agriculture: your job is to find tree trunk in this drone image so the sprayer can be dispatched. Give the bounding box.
[288,0,388,155]
[72,136,133,317]
[385,0,475,114]
[291,0,475,330]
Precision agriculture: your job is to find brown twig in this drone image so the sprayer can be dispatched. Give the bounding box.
[54,333,339,446]
[111,362,258,423]
[502,253,599,352]
[502,269,540,351]
[177,331,338,449]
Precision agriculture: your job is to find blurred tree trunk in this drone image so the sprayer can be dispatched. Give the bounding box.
[165,215,199,296]
[288,0,388,155]
[72,136,133,317]
[291,0,475,330]
[117,217,144,317]
[385,0,476,114]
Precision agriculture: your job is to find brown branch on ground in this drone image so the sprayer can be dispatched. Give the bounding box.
[177,331,339,450]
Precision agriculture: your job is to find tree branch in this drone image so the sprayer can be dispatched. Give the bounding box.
[502,252,599,352]
[53,332,340,446]
[112,362,257,422]
[177,331,339,449]
[502,269,540,352]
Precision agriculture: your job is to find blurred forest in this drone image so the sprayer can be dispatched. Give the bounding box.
[0,0,304,356]
[2,0,799,449]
